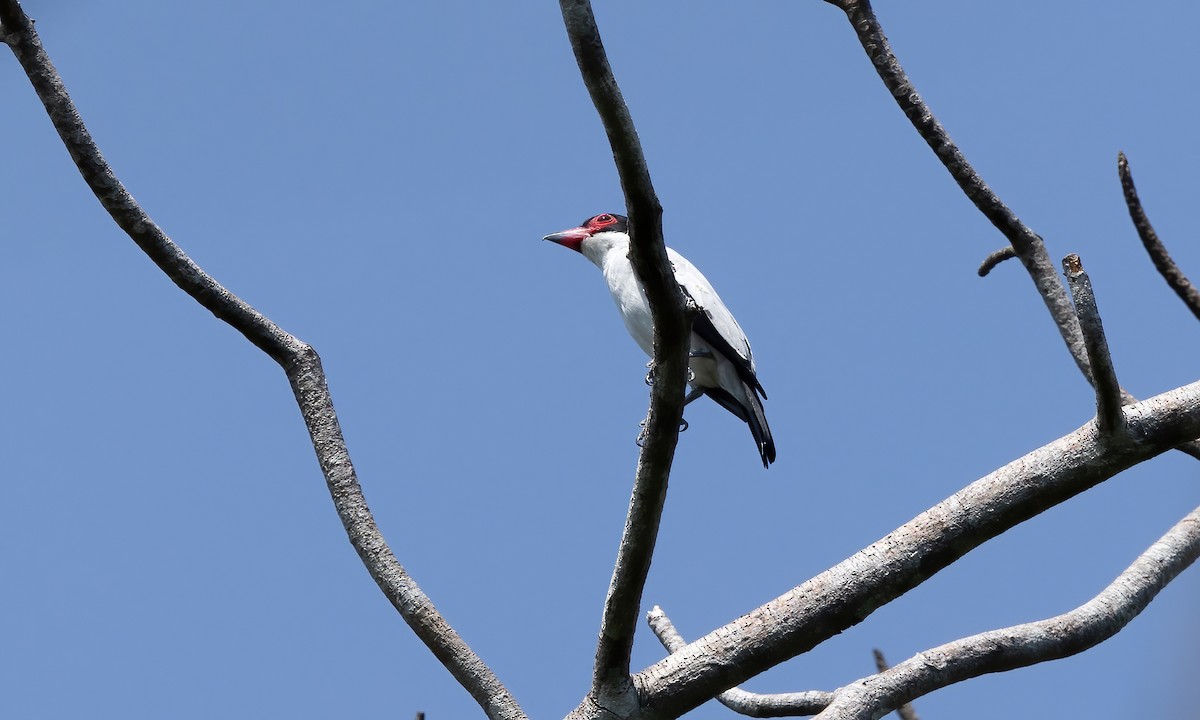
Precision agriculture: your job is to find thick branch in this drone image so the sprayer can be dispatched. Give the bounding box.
[647,606,834,717]
[816,504,1200,720]
[629,380,1200,717]
[558,0,692,707]
[1062,255,1125,434]
[0,5,524,719]
[1118,152,1200,321]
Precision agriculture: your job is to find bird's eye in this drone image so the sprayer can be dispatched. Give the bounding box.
[595,214,614,224]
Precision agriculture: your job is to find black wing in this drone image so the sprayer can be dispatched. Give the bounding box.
[690,307,768,400]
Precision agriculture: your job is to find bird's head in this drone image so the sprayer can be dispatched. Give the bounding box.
[543,213,629,256]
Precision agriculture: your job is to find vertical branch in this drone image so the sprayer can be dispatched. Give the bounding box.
[1062,255,1125,434]
[558,0,691,706]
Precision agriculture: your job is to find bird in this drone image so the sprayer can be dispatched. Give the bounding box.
[543,213,775,467]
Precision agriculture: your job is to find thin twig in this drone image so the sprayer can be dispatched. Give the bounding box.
[1062,255,1125,434]
[816,505,1200,719]
[0,4,525,719]
[558,0,691,708]
[647,606,834,717]
[1118,152,1200,321]
[977,246,1017,277]
[823,0,1200,461]
[871,651,920,720]
[629,380,1200,718]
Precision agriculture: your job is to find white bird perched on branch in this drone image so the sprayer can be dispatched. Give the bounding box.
[544,213,775,468]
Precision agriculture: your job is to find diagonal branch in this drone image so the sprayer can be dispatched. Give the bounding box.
[558,0,692,708]
[823,0,1200,462]
[822,0,1089,381]
[815,504,1200,720]
[1118,152,1200,321]
[648,606,833,717]
[626,380,1200,718]
[1062,255,1125,434]
[0,5,525,719]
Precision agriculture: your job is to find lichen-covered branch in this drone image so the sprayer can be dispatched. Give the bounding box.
[0,4,524,718]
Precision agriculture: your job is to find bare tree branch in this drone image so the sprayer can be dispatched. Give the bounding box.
[1118,152,1200,321]
[977,246,1017,277]
[647,606,834,717]
[815,504,1200,720]
[628,380,1200,718]
[0,4,525,719]
[557,0,692,709]
[1062,254,1125,434]
[870,651,919,720]
[822,0,1200,462]
[822,0,1089,380]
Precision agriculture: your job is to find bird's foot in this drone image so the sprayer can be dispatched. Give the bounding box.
[635,417,689,447]
[644,360,657,386]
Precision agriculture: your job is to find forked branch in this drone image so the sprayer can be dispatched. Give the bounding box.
[823,0,1200,461]
[629,381,1200,717]
[0,4,524,719]
[650,495,1199,720]
[558,0,692,709]
[647,606,834,717]
[815,504,1200,719]
[822,0,1088,381]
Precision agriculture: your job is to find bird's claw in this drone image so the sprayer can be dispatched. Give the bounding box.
[635,417,688,447]
[649,359,699,387]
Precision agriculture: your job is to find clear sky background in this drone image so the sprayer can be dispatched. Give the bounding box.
[3,2,1198,718]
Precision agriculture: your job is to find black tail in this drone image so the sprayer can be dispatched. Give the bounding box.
[744,385,775,468]
[702,383,776,468]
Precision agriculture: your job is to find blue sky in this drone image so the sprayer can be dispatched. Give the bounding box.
[3,2,1198,718]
